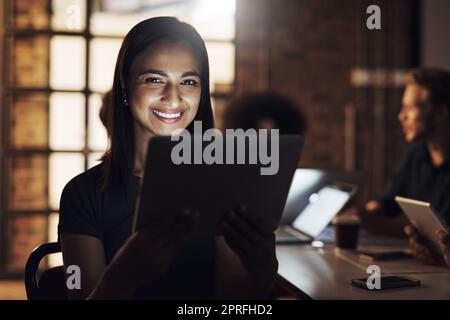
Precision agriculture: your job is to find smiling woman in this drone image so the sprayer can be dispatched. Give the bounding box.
[104,16,214,186]
[58,17,216,300]
[128,41,202,136]
[58,16,277,301]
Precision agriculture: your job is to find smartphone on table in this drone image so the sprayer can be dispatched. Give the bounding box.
[351,275,420,290]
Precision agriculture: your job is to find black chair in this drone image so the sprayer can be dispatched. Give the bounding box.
[25,242,67,300]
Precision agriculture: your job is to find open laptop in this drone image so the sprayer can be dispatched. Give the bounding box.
[279,169,327,224]
[276,181,357,244]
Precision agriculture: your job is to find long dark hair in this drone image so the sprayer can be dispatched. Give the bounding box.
[102,17,214,188]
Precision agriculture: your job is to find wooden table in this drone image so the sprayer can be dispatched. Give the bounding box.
[276,235,450,300]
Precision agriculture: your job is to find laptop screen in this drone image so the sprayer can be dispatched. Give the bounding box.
[292,185,353,238]
[281,169,326,224]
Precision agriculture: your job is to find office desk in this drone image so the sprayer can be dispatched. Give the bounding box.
[276,241,450,300]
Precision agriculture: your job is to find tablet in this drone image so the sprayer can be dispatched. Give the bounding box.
[395,196,448,253]
[133,134,303,236]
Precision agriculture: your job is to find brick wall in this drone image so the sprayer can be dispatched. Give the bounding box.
[235,0,418,201]
[236,0,356,170]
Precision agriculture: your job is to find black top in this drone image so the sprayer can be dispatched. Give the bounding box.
[378,140,450,225]
[58,164,215,299]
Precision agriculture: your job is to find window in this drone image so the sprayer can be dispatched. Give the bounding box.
[0,0,235,275]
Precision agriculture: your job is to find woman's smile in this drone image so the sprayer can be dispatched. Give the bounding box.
[150,108,187,124]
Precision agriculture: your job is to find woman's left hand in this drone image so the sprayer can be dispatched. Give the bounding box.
[219,205,278,294]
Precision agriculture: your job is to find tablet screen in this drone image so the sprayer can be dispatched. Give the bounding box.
[292,185,352,238]
[395,196,447,253]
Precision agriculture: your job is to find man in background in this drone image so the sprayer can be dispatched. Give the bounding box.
[363,68,450,267]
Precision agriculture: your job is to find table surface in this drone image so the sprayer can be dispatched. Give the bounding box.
[276,235,450,300]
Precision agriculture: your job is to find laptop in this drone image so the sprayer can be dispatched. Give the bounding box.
[276,182,357,244]
[279,168,327,224]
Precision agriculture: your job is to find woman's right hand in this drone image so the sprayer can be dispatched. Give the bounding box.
[91,209,199,299]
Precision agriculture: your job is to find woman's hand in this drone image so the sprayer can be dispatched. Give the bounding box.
[436,228,450,268]
[91,209,199,299]
[219,205,278,295]
[404,225,443,266]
